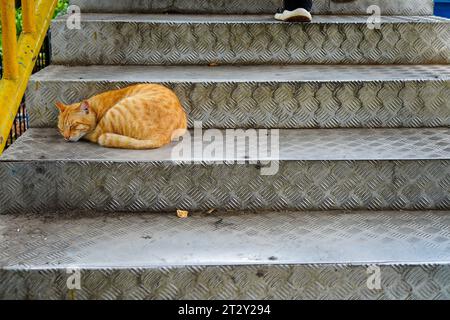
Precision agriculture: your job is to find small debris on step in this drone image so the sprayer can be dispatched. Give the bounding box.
[177,210,189,219]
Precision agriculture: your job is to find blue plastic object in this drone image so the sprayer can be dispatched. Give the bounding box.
[435,0,450,17]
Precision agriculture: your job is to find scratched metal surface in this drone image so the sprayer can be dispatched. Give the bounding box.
[69,0,434,15]
[26,64,450,129]
[0,128,449,214]
[50,14,450,66]
[1,210,449,299]
[3,128,450,162]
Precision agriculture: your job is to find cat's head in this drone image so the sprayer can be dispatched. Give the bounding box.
[56,101,97,142]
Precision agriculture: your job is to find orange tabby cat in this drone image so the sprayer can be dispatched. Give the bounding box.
[56,84,187,149]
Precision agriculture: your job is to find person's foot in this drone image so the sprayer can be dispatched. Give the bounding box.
[275,8,312,22]
[274,1,312,22]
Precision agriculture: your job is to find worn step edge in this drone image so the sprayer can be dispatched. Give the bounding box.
[50,14,450,66]
[1,210,449,299]
[1,128,449,214]
[70,0,434,16]
[26,64,450,129]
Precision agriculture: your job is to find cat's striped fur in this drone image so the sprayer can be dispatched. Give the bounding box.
[56,84,187,149]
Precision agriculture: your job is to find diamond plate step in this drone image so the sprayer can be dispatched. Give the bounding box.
[50,14,450,66]
[1,128,449,214]
[26,64,450,129]
[70,0,434,15]
[1,210,449,299]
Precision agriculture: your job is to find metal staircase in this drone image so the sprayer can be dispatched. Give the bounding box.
[1,0,449,299]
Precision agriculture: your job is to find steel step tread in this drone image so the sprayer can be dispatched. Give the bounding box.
[30,64,450,82]
[70,0,434,15]
[1,128,449,214]
[1,210,450,269]
[1,210,449,299]
[2,128,450,162]
[27,64,450,129]
[54,13,449,23]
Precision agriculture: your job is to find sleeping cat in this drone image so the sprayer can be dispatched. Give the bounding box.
[56,84,187,150]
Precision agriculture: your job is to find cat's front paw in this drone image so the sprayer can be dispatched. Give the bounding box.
[97,134,108,147]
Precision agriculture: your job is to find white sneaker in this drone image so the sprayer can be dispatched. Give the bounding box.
[274,8,312,23]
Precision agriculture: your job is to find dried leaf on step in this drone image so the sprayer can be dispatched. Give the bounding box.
[177,210,189,219]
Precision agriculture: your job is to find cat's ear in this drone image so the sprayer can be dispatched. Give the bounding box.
[55,102,66,113]
[80,101,90,114]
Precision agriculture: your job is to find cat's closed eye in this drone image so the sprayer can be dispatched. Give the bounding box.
[72,124,89,130]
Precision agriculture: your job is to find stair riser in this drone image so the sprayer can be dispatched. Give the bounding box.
[51,20,450,66]
[2,264,449,299]
[70,0,434,15]
[1,160,448,214]
[26,79,450,129]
